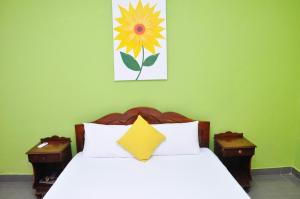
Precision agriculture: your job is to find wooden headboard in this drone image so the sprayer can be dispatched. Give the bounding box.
[75,107,210,153]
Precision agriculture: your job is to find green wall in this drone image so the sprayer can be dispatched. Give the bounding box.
[295,89,300,170]
[294,55,300,170]
[1,0,300,174]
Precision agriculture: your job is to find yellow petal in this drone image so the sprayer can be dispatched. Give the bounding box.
[114,0,165,57]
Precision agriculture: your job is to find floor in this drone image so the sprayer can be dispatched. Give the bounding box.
[249,174,300,199]
[0,174,299,199]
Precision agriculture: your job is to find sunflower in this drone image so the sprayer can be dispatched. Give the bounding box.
[114,0,165,58]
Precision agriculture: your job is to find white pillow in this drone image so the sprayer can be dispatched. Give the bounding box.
[152,121,200,156]
[83,123,132,158]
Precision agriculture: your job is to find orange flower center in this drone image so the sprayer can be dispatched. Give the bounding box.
[134,24,145,35]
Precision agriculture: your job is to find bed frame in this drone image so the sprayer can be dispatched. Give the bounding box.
[75,107,210,153]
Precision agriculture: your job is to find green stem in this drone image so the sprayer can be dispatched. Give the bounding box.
[135,46,145,80]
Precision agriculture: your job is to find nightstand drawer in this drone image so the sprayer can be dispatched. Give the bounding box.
[222,148,254,157]
[28,154,61,163]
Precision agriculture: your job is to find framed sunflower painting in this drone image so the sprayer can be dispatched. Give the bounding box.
[113,0,167,81]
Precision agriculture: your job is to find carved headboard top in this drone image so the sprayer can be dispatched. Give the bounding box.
[75,107,210,152]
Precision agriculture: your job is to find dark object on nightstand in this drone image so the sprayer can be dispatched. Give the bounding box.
[214,131,256,190]
[26,136,72,198]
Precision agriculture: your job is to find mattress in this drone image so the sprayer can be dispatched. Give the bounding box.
[44,148,250,199]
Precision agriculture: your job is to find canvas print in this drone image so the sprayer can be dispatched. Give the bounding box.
[113,0,167,81]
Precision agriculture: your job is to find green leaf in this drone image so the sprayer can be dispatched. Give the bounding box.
[143,53,160,67]
[120,52,140,71]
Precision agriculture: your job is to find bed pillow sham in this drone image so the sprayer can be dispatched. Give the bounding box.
[83,121,200,158]
[152,121,200,156]
[83,123,132,158]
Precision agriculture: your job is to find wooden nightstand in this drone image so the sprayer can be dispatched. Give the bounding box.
[214,131,256,190]
[26,136,72,198]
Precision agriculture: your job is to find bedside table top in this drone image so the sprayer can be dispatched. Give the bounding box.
[215,131,256,149]
[216,137,256,149]
[26,142,69,155]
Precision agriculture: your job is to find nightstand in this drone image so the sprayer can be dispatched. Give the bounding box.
[26,136,72,198]
[214,131,256,190]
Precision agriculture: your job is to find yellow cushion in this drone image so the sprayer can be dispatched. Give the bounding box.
[117,115,166,161]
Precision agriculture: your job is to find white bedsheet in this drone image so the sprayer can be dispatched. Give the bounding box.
[44,148,250,199]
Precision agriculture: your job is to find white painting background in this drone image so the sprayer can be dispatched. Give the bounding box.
[112,0,167,81]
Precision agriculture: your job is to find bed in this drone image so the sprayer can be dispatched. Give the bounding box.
[43,107,250,199]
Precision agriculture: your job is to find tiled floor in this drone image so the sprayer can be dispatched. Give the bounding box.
[249,174,300,199]
[0,180,34,199]
[0,174,299,199]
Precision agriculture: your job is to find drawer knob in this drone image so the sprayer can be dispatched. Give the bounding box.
[238,149,243,154]
[42,156,46,160]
